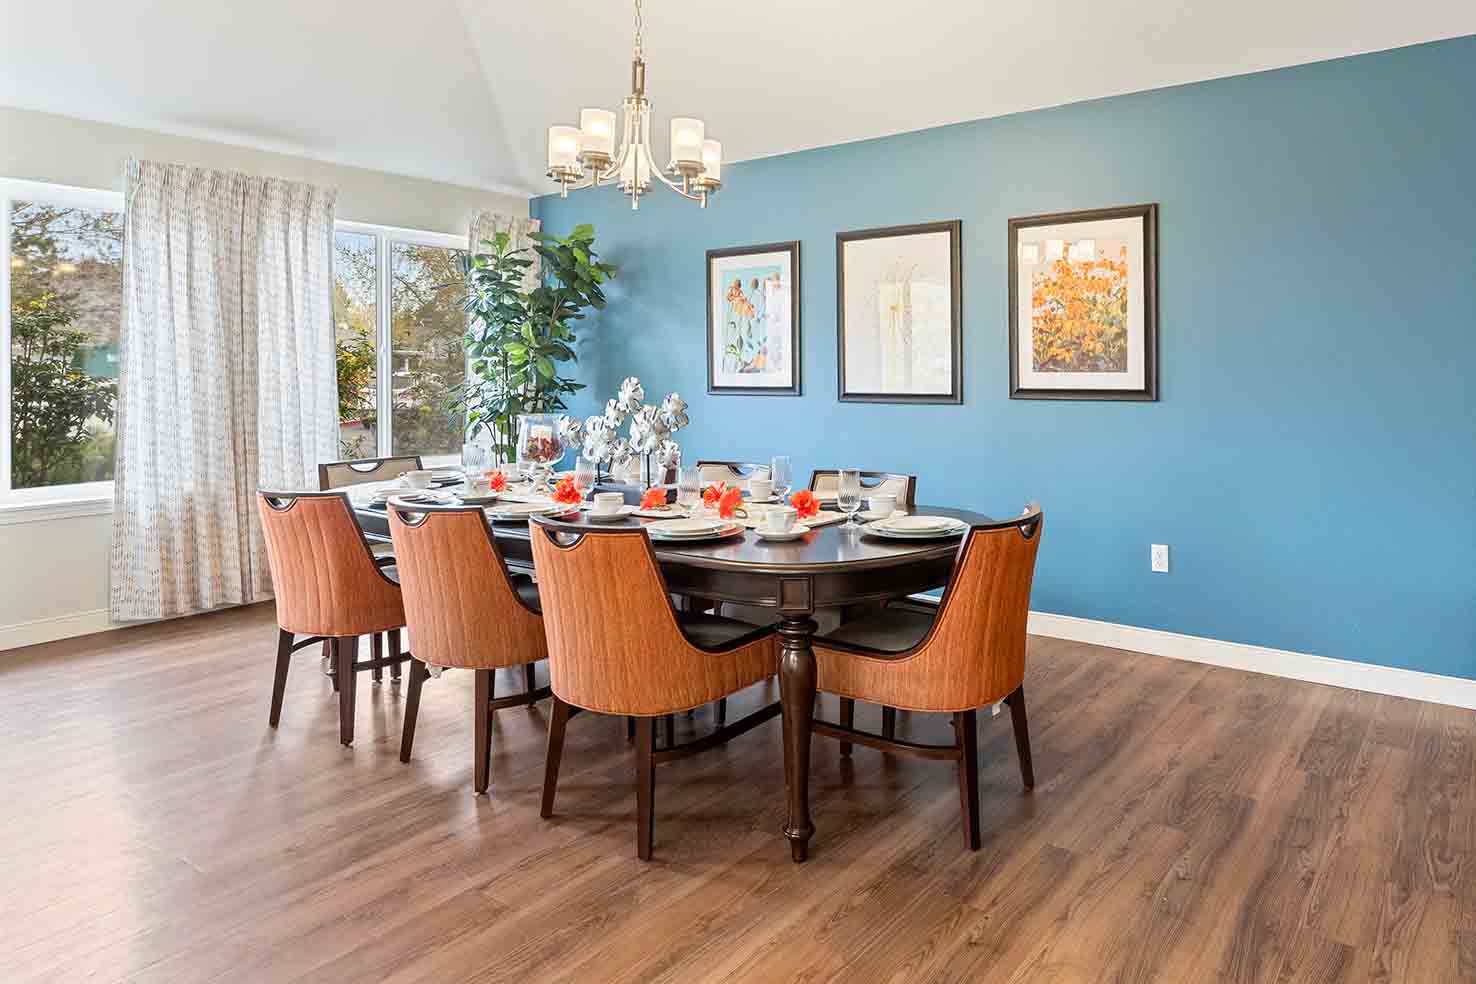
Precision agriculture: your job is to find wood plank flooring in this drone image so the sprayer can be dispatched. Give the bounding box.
[1,603,1470,982]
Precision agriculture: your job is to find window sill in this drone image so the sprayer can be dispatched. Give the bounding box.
[0,495,112,526]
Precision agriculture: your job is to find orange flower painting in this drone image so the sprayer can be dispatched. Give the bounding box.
[1030,242,1130,373]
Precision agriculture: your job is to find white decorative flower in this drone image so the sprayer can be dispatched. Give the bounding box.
[602,398,627,430]
[581,415,611,462]
[628,405,665,454]
[556,415,583,449]
[654,439,681,467]
[617,376,646,413]
[608,438,634,466]
[659,392,689,432]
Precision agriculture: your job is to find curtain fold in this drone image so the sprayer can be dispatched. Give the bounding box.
[110,160,338,621]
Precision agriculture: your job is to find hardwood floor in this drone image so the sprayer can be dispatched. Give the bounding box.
[1,603,1470,982]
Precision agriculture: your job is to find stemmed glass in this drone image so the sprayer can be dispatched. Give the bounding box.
[770,455,793,501]
[837,468,863,529]
[573,456,597,504]
[676,465,702,516]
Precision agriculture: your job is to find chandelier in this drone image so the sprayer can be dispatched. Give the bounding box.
[544,0,722,209]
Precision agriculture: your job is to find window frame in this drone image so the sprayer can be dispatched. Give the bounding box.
[0,178,125,520]
[333,220,468,469]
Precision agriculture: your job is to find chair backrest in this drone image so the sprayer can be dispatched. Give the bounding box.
[839,508,1043,712]
[386,504,545,670]
[808,469,917,507]
[318,455,424,490]
[528,519,754,715]
[697,460,770,488]
[256,491,404,637]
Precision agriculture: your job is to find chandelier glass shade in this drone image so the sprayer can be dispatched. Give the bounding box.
[545,0,721,209]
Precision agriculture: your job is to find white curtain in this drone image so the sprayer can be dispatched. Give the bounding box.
[110,160,339,621]
[469,210,541,288]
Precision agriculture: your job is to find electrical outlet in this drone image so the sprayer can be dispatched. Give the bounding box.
[1151,544,1170,573]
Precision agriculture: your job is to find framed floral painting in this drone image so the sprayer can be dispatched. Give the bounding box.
[1008,203,1158,401]
[706,241,801,396]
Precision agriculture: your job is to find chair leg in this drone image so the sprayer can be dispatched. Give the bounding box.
[388,628,402,681]
[474,669,493,795]
[541,697,572,818]
[336,637,358,746]
[269,629,293,727]
[955,709,981,850]
[663,713,676,750]
[399,659,429,763]
[1005,684,1035,789]
[636,716,656,861]
[839,698,854,757]
[371,633,384,683]
[524,662,536,696]
[882,706,897,741]
[716,697,727,729]
[626,715,636,742]
[323,639,339,692]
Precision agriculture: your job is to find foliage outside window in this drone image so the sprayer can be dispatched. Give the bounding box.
[4,193,123,497]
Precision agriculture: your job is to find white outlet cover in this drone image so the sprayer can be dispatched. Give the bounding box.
[1151,544,1170,573]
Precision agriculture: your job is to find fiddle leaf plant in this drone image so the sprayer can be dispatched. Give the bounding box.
[454,223,616,463]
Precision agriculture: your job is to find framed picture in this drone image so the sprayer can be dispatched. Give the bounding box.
[1008,203,1158,401]
[837,220,962,404]
[706,241,801,395]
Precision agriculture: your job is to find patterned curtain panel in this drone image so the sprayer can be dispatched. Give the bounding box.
[469,210,541,290]
[110,160,339,621]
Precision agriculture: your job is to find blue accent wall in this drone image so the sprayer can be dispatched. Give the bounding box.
[533,37,1476,679]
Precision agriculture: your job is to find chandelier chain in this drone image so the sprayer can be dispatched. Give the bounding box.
[633,0,643,61]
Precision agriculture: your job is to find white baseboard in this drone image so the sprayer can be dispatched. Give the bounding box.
[0,608,113,652]
[1028,610,1476,710]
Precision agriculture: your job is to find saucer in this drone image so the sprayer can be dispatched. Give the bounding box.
[585,505,638,522]
[754,524,810,542]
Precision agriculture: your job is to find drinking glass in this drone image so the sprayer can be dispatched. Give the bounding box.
[837,468,863,527]
[573,456,596,502]
[677,465,702,515]
[770,455,793,499]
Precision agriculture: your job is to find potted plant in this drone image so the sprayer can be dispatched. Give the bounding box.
[454,223,617,466]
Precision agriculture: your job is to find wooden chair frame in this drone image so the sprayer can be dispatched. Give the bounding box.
[810,509,1042,850]
[807,469,918,508]
[388,503,551,794]
[317,454,425,491]
[258,491,412,745]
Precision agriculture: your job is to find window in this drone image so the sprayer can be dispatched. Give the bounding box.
[332,223,467,464]
[1,179,124,511]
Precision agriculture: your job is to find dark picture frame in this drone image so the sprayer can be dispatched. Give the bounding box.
[836,220,963,404]
[1008,203,1159,401]
[705,241,802,396]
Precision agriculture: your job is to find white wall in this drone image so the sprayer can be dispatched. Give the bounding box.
[0,105,529,651]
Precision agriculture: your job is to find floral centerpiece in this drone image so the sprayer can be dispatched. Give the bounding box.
[557,376,688,487]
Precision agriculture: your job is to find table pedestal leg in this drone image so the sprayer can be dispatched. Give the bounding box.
[778,614,818,862]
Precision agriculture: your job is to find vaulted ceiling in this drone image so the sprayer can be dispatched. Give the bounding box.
[2,1,1473,196]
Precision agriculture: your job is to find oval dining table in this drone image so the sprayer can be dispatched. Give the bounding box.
[354,494,995,862]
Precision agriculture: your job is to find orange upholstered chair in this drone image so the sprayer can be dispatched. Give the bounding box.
[257,491,410,745]
[528,518,780,860]
[811,506,1043,850]
[388,504,549,794]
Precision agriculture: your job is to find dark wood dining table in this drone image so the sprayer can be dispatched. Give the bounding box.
[354,496,995,862]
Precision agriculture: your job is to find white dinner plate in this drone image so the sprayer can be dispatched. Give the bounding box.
[647,518,728,536]
[647,523,744,543]
[585,505,639,522]
[457,492,501,505]
[863,517,967,540]
[485,502,566,521]
[876,515,960,532]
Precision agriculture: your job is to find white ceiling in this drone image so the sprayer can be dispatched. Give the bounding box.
[3,1,1473,197]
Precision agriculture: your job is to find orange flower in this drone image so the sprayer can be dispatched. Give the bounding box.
[551,475,582,506]
[639,487,667,510]
[702,481,727,508]
[484,469,508,493]
[717,485,745,520]
[790,489,819,520]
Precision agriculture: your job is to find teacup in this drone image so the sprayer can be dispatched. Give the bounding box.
[465,476,491,496]
[404,469,434,489]
[868,493,897,516]
[748,478,774,500]
[591,491,624,516]
[761,506,798,533]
